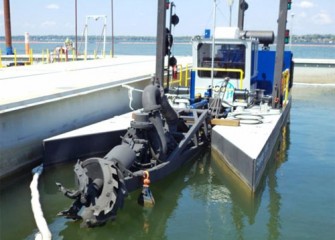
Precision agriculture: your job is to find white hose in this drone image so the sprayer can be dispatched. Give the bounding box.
[30,164,52,240]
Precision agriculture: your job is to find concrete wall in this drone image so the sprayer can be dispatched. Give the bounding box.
[0,79,150,179]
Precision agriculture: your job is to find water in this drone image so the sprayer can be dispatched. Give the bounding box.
[0,86,334,239]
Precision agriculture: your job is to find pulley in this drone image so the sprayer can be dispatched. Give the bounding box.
[171,14,179,26]
[169,56,177,66]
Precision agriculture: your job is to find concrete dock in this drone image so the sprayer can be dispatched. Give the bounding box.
[0,55,191,179]
[293,65,335,84]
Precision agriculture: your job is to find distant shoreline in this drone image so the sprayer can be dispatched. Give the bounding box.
[0,40,334,47]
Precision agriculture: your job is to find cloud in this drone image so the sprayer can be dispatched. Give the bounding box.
[46,4,59,10]
[41,21,57,27]
[298,1,314,8]
[298,12,307,18]
[0,8,3,16]
[23,22,36,29]
[312,12,333,25]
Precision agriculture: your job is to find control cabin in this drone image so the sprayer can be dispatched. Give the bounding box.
[191,27,293,106]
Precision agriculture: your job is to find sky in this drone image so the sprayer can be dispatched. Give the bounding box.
[0,0,334,37]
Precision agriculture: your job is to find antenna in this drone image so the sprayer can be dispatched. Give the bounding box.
[227,0,234,27]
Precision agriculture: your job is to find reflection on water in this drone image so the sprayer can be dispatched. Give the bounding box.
[210,124,289,240]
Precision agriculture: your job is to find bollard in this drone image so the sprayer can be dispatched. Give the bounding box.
[14,48,17,66]
[46,49,50,63]
[29,48,33,65]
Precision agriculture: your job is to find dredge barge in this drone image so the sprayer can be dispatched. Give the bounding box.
[42,0,294,229]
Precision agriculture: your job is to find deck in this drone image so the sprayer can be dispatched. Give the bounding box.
[211,101,291,191]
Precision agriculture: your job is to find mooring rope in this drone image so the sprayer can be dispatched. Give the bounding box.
[30,164,52,240]
[232,113,264,125]
[122,84,143,110]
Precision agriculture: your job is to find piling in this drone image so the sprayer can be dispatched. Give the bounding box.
[3,0,14,55]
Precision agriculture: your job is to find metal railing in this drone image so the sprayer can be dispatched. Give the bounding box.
[192,67,245,89]
[168,64,192,87]
[0,48,110,68]
[165,65,245,90]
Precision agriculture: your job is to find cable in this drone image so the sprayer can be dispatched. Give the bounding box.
[232,113,264,125]
[122,85,143,110]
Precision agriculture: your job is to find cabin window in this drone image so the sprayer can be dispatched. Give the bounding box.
[197,43,245,79]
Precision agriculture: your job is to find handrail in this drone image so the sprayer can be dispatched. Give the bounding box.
[166,64,192,87]
[0,48,110,67]
[178,64,183,85]
[185,64,192,86]
[192,67,244,89]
